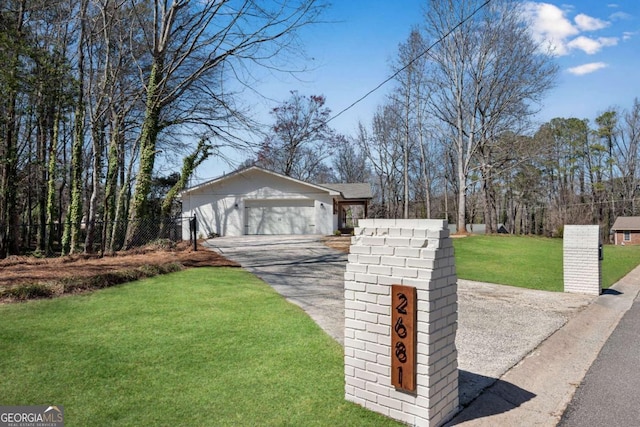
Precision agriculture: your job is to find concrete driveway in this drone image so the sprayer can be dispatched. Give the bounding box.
[204,235,594,405]
[204,235,347,343]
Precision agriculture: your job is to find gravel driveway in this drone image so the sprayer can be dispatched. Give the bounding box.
[204,235,594,405]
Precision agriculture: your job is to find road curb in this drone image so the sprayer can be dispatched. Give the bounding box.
[447,265,640,426]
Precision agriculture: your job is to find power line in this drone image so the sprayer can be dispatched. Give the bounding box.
[548,195,640,209]
[325,0,493,126]
[241,0,494,174]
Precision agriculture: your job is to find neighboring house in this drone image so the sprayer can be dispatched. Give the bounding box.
[179,166,372,238]
[611,216,640,245]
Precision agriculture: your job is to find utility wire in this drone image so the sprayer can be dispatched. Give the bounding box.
[227,0,494,178]
[325,0,493,126]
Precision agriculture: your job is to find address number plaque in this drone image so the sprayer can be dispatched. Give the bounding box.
[391,284,417,392]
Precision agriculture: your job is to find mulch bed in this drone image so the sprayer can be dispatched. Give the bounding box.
[0,241,238,289]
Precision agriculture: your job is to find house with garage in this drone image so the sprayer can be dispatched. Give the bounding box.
[179,166,372,238]
[611,216,640,245]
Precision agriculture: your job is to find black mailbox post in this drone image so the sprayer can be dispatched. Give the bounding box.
[189,213,198,251]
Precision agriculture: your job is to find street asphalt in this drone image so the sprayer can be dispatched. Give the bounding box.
[204,235,640,425]
[558,289,640,426]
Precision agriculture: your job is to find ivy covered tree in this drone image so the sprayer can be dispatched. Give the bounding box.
[123,0,325,247]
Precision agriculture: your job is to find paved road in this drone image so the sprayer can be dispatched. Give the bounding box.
[204,235,593,407]
[559,292,640,426]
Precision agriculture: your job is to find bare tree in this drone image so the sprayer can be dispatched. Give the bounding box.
[124,0,325,246]
[615,99,640,214]
[0,0,29,257]
[532,118,590,233]
[254,91,337,182]
[358,103,405,218]
[60,0,89,255]
[390,28,429,218]
[332,139,370,183]
[423,0,558,233]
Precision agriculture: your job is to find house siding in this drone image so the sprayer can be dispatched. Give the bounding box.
[614,230,640,245]
[181,169,336,237]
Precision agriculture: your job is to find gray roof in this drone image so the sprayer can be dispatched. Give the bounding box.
[320,183,372,200]
[612,216,640,230]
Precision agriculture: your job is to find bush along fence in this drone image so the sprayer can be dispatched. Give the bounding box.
[14,216,191,255]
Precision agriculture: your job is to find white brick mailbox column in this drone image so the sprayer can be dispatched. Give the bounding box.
[564,225,601,295]
[344,219,458,426]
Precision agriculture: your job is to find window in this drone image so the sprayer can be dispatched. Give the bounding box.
[624,231,631,241]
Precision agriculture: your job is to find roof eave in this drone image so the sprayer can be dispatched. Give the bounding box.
[179,166,341,197]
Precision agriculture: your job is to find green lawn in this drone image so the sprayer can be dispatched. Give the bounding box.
[4,236,639,425]
[0,268,401,427]
[453,235,640,291]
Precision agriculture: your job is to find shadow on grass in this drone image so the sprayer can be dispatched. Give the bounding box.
[446,370,536,425]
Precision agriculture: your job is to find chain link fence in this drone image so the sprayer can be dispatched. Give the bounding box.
[16,216,191,255]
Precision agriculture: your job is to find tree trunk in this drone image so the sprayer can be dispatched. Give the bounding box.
[481,176,495,234]
[0,1,26,258]
[419,142,432,219]
[455,128,468,234]
[109,183,127,253]
[124,58,163,248]
[159,139,211,237]
[102,117,121,254]
[84,125,103,253]
[61,0,87,256]
[479,156,496,234]
[403,137,409,219]
[45,111,60,254]
[61,101,85,255]
[2,94,20,256]
[160,139,210,218]
[35,93,46,252]
[456,155,467,234]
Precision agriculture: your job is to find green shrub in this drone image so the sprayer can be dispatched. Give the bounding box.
[145,239,175,250]
[159,263,182,274]
[64,270,139,292]
[62,263,184,294]
[29,249,46,259]
[4,262,185,303]
[138,264,162,276]
[3,283,55,300]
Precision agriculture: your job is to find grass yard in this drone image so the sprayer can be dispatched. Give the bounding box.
[453,235,640,291]
[0,268,401,427]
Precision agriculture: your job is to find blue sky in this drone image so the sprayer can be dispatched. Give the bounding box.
[195,0,640,181]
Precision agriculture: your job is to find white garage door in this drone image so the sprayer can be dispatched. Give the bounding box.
[245,199,315,235]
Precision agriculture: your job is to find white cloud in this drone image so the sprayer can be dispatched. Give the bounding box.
[567,36,619,54]
[521,2,578,55]
[567,62,608,75]
[610,11,633,21]
[598,37,620,47]
[623,31,637,41]
[574,13,609,31]
[522,2,622,56]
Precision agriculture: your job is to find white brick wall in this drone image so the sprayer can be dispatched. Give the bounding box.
[344,219,459,427]
[563,225,601,295]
